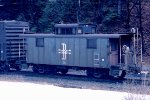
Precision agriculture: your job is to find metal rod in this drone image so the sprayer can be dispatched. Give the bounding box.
[77,0,80,23]
[137,28,139,52]
[141,34,143,66]
[19,40,20,58]
[119,37,122,65]
[133,34,137,65]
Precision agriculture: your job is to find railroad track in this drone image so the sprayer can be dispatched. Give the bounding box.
[0,69,149,94]
[0,69,124,90]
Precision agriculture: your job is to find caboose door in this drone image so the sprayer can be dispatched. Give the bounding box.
[109,39,119,65]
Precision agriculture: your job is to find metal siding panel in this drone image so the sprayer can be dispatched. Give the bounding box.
[34,40,39,64]
[68,38,74,66]
[55,38,62,65]
[43,38,49,64]
[100,39,109,68]
[60,38,69,65]
[79,38,87,66]
[31,38,37,64]
[53,38,57,65]
[30,38,34,63]
[97,39,101,66]
[74,38,80,66]
[38,47,44,64]
[44,38,54,65]
[43,38,51,64]
[32,38,38,64]
[47,38,56,65]
[87,49,93,67]
[26,38,33,63]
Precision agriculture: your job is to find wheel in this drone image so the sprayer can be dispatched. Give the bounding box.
[88,68,109,79]
[60,69,68,75]
[15,66,21,71]
[92,71,102,78]
[38,67,45,74]
[0,62,10,72]
[3,65,10,72]
[91,69,103,78]
[32,65,39,73]
[86,69,94,77]
[120,70,126,79]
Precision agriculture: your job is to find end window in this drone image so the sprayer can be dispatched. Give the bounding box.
[36,38,44,47]
[110,39,118,51]
[92,27,96,34]
[77,27,82,34]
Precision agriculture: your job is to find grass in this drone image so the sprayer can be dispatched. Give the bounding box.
[123,79,150,100]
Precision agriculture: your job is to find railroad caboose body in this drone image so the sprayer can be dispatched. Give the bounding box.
[23,33,134,78]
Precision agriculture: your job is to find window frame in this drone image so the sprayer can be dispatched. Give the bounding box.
[87,39,97,49]
[110,38,118,51]
[36,38,44,47]
[77,27,82,34]
[91,27,96,34]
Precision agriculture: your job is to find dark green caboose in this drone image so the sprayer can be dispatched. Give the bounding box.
[22,23,134,78]
[24,34,133,77]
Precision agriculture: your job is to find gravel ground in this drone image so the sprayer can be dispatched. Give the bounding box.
[0,69,150,95]
[1,81,150,100]
[0,69,122,90]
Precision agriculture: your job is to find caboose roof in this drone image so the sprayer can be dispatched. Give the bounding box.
[20,34,132,38]
[54,23,96,28]
[55,23,78,28]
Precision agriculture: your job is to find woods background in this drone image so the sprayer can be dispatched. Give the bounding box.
[0,0,150,65]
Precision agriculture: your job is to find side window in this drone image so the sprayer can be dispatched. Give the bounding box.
[66,28,73,34]
[87,39,97,49]
[77,27,82,34]
[36,38,44,47]
[61,28,66,34]
[91,27,96,34]
[58,28,61,34]
[110,39,118,51]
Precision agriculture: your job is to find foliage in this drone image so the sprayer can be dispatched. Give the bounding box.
[0,0,124,32]
[0,0,149,33]
[1,0,150,61]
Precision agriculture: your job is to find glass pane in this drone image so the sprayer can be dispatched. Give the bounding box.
[87,39,97,49]
[36,38,44,47]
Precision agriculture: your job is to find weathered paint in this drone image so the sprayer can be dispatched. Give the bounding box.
[26,35,111,68]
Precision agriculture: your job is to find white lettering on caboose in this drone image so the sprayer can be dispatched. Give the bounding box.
[58,43,71,60]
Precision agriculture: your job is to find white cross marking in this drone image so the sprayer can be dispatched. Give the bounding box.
[58,43,71,60]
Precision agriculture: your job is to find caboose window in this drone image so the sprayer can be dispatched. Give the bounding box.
[66,28,72,34]
[77,27,82,34]
[58,28,61,34]
[60,28,73,34]
[36,38,44,47]
[92,27,96,34]
[87,39,97,49]
[110,39,118,51]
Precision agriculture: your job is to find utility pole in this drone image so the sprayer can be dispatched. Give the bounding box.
[138,0,144,53]
[126,0,144,52]
[126,0,130,30]
[77,0,80,23]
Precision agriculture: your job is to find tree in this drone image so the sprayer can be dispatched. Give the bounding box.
[38,1,61,32]
[39,0,79,32]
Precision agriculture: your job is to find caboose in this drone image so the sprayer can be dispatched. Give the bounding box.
[21,23,135,78]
